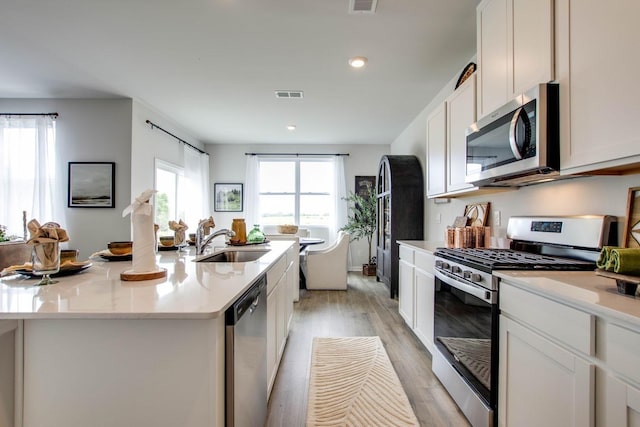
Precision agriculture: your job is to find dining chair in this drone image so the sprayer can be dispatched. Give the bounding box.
[301,231,350,290]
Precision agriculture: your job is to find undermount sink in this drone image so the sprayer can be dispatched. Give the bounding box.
[195,249,270,263]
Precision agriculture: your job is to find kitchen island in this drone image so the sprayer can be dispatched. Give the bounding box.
[0,240,297,427]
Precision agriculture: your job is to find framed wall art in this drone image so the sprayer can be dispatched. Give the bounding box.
[623,186,640,248]
[214,183,243,212]
[68,162,115,208]
[355,176,376,197]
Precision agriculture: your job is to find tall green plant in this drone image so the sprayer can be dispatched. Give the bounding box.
[341,187,377,265]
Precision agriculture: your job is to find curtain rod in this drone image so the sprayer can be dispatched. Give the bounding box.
[145,119,208,156]
[245,152,349,157]
[0,112,58,118]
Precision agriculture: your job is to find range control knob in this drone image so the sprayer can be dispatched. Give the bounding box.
[463,270,472,279]
[471,273,482,282]
[451,266,462,274]
[435,260,443,268]
[441,262,450,270]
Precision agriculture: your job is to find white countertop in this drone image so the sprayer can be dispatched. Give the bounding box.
[494,270,640,328]
[0,240,292,320]
[396,240,444,254]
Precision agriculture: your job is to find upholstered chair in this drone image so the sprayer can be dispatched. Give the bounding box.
[302,231,350,290]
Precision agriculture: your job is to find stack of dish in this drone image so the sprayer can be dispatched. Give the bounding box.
[93,241,133,261]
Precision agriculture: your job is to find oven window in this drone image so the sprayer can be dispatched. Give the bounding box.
[434,279,498,406]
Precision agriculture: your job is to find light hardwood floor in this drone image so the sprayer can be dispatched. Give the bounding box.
[266,272,470,427]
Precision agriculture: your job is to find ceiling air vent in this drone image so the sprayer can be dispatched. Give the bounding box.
[275,90,304,99]
[349,0,377,14]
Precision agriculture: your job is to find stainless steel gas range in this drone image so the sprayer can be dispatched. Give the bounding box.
[432,215,616,427]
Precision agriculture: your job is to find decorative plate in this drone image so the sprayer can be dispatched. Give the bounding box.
[15,262,92,278]
[455,62,477,89]
[98,253,133,261]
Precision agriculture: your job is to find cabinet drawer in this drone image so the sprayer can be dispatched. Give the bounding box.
[500,283,594,356]
[285,244,297,265]
[267,256,287,295]
[414,251,434,274]
[399,245,414,263]
[607,323,640,385]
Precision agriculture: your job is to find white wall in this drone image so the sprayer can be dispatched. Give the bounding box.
[390,61,640,246]
[0,99,133,259]
[206,143,389,269]
[131,101,205,199]
[130,100,208,240]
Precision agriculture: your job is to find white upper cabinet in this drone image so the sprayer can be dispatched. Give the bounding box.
[447,74,477,193]
[556,0,640,174]
[477,0,554,119]
[477,0,508,118]
[426,102,447,197]
[426,75,478,198]
[508,0,554,97]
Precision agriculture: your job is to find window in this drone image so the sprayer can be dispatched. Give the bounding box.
[0,116,56,238]
[258,158,334,226]
[154,159,184,237]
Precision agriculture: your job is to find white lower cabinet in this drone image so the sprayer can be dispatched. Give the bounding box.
[414,266,435,354]
[0,320,19,427]
[397,244,435,354]
[606,375,640,427]
[500,280,640,427]
[398,258,415,327]
[266,247,297,396]
[499,316,594,427]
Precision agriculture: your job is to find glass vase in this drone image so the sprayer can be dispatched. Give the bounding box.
[31,241,60,286]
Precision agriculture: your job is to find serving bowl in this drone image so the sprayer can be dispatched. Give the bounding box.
[277,224,298,234]
[159,236,175,247]
[60,249,79,263]
[108,241,133,255]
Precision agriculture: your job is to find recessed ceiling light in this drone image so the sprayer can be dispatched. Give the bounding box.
[287,124,296,131]
[348,56,368,68]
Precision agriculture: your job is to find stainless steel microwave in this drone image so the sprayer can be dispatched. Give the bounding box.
[465,83,559,187]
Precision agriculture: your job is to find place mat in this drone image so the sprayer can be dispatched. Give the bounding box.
[437,337,491,389]
[307,336,419,427]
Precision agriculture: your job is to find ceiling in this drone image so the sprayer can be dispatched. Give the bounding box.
[0,0,479,145]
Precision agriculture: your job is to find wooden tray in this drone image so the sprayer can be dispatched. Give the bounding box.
[595,269,640,296]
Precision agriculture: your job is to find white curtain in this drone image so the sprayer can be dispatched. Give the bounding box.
[0,116,57,239]
[330,155,347,239]
[183,145,210,232]
[244,155,260,226]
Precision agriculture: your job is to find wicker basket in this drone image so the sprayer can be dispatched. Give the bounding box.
[277,224,299,234]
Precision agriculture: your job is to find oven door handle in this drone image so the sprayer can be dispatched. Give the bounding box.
[435,269,496,304]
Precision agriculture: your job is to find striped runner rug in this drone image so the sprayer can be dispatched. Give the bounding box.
[306,336,419,427]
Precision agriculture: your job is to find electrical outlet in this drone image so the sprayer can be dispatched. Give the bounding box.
[436,213,442,224]
[493,210,501,226]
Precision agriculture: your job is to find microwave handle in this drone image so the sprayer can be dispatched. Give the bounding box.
[508,107,528,160]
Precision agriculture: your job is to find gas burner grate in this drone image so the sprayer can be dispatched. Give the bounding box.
[435,248,595,270]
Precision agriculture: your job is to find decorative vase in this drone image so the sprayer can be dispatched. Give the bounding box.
[247,224,265,243]
[362,263,377,276]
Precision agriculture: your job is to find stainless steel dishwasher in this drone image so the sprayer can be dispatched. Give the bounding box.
[225,274,267,427]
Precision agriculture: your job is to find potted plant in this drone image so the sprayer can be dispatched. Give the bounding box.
[341,186,377,276]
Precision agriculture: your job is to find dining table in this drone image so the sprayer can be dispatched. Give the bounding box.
[298,237,325,289]
[299,237,325,251]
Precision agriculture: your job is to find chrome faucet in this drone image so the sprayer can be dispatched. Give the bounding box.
[195,227,235,255]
